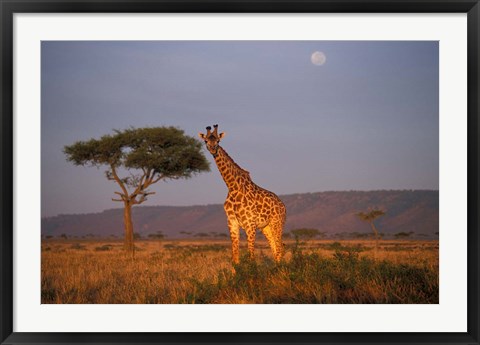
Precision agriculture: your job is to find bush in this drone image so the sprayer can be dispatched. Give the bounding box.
[95,245,113,251]
[290,228,325,240]
[70,243,87,250]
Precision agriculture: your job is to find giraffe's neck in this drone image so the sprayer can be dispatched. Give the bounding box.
[213,146,250,191]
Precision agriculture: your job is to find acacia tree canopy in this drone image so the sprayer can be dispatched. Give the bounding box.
[64,127,210,206]
[356,209,386,223]
[64,127,210,179]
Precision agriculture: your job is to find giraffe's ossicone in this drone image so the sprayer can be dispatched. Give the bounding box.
[199,125,286,264]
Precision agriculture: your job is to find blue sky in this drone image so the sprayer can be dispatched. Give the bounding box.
[41,41,438,217]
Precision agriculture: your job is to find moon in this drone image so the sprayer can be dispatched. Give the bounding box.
[311,51,326,66]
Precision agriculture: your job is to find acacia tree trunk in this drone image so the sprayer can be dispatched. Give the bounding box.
[123,202,135,257]
[370,221,379,259]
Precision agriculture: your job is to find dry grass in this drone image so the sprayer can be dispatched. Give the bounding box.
[41,239,438,304]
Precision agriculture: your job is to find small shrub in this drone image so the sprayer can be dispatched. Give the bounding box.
[70,243,87,250]
[95,245,113,251]
[326,241,343,251]
[333,249,359,263]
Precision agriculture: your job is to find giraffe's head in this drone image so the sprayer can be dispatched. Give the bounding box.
[198,124,225,156]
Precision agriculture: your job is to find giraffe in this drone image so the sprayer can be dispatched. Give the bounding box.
[198,124,286,264]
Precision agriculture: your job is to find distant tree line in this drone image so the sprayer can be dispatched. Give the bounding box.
[41,229,438,241]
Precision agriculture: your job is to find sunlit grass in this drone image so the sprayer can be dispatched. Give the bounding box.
[42,239,438,304]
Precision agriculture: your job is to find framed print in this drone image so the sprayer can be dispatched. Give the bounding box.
[1,0,479,344]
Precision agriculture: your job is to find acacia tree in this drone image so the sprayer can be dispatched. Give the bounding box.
[356,208,386,256]
[64,127,210,256]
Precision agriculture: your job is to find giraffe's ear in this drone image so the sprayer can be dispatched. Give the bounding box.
[218,132,226,139]
[198,133,206,139]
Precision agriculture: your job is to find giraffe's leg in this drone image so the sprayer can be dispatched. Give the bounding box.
[272,222,285,262]
[227,217,240,264]
[261,225,279,261]
[245,226,257,260]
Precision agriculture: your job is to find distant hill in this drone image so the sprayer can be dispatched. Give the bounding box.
[42,190,439,239]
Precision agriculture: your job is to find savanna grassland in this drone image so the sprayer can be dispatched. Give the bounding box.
[41,238,438,304]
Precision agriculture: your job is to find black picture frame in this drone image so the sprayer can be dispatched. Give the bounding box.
[1,1,479,344]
